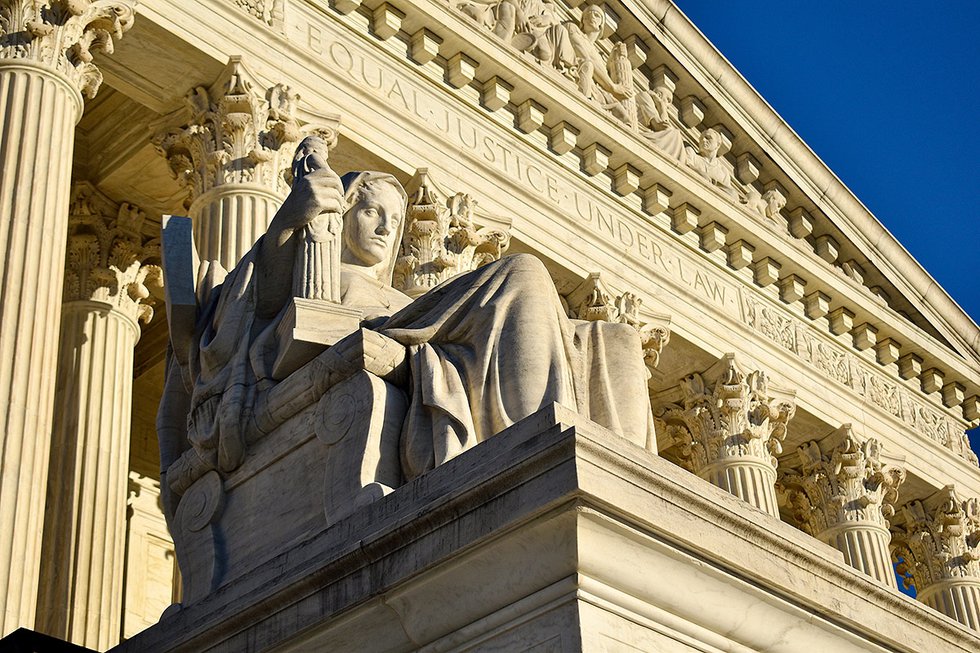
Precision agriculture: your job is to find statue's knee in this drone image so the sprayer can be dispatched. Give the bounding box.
[497,253,552,284]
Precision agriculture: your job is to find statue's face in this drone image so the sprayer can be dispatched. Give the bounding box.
[653,86,672,104]
[582,6,603,33]
[343,183,404,267]
[699,129,721,156]
[764,190,785,214]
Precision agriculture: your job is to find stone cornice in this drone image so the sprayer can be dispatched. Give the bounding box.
[116,406,980,652]
[634,0,980,367]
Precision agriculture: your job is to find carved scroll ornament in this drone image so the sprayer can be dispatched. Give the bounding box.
[0,0,135,98]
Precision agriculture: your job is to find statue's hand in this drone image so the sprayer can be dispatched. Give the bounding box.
[277,166,345,233]
[330,328,408,386]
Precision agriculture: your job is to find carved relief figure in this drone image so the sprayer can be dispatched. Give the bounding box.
[743,187,786,220]
[162,138,654,491]
[684,127,737,198]
[550,5,636,125]
[635,84,685,161]
[457,0,561,64]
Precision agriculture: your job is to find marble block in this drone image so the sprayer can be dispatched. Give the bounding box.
[113,406,980,653]
[271,298,363,379]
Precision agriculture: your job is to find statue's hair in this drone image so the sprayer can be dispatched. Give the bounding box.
[340,171,407,211]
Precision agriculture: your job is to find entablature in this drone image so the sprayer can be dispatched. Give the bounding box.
[110,0,980,468]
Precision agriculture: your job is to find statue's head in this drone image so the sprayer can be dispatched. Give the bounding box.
[340,171,407,282]
[652,85,673,105]
[581,5,605,35]
[698,128,722,157]
[762,189,786,217]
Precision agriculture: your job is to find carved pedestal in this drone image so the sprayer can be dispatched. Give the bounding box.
[113,406,980,653]
[164,369,406,608]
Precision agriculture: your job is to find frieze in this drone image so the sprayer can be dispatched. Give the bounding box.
[739,289,976,464]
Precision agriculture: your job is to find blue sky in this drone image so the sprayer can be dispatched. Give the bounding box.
[671,2,980,448]
[673,1,979,321]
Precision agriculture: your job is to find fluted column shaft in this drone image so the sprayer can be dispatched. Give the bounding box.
[820,524,897,589]
[702,458,779,518]
[0,61,82,635]
[919,582,980,631]
[37,301,140,649]
[190,184,282,272]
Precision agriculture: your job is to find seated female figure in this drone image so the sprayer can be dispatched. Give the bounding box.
[179,155,653,482]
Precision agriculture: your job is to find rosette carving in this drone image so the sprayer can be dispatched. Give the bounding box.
[0,0,135,98]
[64,182,161,323]
[656,355,796,474]
[153,58,305,206]
[778,427,906,536]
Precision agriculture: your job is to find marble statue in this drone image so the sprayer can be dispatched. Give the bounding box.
[550,5,636,125]
[160,137,654,513]
[636,84,686,161]
[684,127,737,198]
[743,187,787,221]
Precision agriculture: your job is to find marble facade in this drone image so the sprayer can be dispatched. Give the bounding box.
[0,0,978,651]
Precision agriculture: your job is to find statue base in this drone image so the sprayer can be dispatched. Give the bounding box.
[272,297,363,379]
[115,405,979,652]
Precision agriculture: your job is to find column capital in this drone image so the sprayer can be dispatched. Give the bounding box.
[656,354,796,475]
[778,426,906,537]
[153,57,333,207]
[0,0,135,99]
[563,269,671,370]
[64,182,161,324]
[893,486,980,593]
[394,168,512,297]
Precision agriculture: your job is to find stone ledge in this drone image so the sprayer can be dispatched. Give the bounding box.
[114,405,980,652]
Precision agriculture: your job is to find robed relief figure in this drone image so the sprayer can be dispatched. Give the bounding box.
[160,136,653,525]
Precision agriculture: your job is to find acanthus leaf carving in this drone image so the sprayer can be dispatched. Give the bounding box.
[0,0,135,98]
[152,58,309,207]
[563,271,670,370]
[392,169,512,298]
[654,354,796,475]
[777,426,906,538]
[892,486,980,593]
[64,182,162,323]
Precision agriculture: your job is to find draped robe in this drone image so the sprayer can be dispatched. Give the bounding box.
[185,245,653,480]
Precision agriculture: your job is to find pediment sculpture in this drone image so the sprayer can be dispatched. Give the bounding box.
[157,133,657,605]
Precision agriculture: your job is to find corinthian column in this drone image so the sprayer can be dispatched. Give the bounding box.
[655,354,796,517]
[153,58,309,272]
[35,184,160,649]
[778,427,906,587]
[893,487,980,630]
[0,1,134,635]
